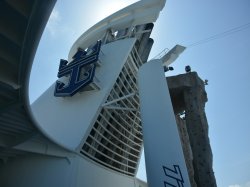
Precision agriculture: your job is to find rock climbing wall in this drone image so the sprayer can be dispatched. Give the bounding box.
[167,72,217,187]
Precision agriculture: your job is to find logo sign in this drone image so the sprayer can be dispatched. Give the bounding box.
[163,165,184,187]
[54,40,101,97]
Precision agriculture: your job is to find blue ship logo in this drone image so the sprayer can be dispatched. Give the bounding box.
[54,40,101,97]
[163,165,184,187]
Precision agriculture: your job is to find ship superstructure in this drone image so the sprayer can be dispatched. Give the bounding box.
[0,1,167,186]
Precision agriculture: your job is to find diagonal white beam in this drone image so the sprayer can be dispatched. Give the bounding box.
[102,92,137,107]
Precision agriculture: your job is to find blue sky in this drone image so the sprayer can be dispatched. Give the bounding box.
[29,1,250,187]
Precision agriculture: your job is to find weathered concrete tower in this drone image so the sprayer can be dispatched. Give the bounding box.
[167,72,217,187]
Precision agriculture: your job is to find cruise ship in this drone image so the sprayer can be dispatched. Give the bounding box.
[0,0,191,186]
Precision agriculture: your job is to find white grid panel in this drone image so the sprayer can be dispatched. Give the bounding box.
[80,46,143,176]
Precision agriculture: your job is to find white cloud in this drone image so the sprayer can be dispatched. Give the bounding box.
[45,8,76,41]
[228,181,250,187]
[245,182,250,187]
[46,9,61,36]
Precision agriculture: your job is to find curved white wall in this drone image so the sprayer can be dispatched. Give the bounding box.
[68,0,166,60]
[31,38,136,151]
[0,154,143,187]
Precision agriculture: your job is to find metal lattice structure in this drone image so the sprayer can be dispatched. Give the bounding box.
[81,46,144,176]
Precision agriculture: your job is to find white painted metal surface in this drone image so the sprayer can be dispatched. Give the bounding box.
[31,38,136,151]
[0,0,188,186]
[31,0,166,152]
[138,60,191,187]
[161,45,186,66]
[80,46,144,176]
[0,154,145,187]
[68,0,166,60]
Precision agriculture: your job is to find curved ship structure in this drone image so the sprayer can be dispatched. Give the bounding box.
[31,0,165,176]
[0,0,175,187]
